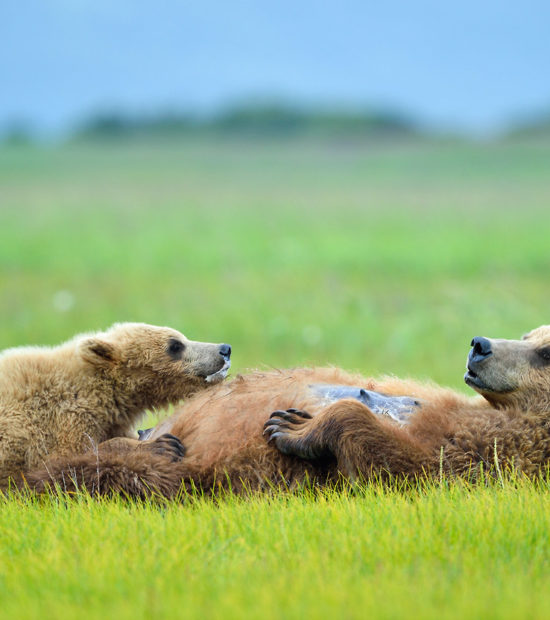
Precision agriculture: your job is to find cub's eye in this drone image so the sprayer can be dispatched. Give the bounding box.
[536,347,550,361]
[167,339,185,358]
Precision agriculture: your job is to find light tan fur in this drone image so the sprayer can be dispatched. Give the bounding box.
[0,323,229,484]
[25,325,550,497]
[23,367,479,496]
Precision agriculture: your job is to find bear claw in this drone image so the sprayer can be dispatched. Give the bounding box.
[268,409,312,421]
[150,434,186,461]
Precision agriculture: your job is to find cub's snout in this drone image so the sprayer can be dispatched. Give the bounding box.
[219,344,231,361]
[188,341,232,384]
[206,342,232,384]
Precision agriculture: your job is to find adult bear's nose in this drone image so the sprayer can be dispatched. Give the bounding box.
[470,336,492,362]
[219,344,232,360]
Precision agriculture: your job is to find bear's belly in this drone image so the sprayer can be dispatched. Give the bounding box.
[139,384,421,448]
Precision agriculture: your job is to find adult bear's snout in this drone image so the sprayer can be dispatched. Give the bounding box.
[470,337,493,364]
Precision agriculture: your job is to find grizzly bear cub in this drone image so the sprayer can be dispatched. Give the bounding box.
[24,325,550,498]
[0,322,231,484]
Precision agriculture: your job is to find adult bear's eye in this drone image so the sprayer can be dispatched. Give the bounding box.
[167,338,185,359]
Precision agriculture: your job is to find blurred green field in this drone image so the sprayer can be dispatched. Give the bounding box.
[1,139,549,386]
[1,138,550,619]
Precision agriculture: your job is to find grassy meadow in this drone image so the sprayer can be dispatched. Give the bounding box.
[1,137,550,618]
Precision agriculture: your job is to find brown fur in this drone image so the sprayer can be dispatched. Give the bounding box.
[22,367,476,496]
[0,322,229,485]
[24,325,550,498]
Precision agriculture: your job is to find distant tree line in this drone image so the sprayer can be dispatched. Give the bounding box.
[505,111,550,139]
[2,102,550,144]
[73,103,419,141]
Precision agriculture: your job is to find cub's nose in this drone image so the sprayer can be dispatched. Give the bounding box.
[470,336,492,362]
[219,344,232,360]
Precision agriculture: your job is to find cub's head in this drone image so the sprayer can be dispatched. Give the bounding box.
[77,322,231,407]
[464,325,550,412]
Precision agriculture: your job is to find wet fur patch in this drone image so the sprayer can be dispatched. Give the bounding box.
[310,384,421,424]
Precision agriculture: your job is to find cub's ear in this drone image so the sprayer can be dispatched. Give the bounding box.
[78,338,119,366]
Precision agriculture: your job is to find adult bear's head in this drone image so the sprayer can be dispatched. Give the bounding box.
[464,325,550,412]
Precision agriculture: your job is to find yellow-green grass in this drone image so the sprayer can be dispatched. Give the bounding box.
[1,138,550,618]
[2,480,550,620]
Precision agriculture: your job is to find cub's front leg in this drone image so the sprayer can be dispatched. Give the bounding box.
[97,434,186,462]
[264,399,432,479]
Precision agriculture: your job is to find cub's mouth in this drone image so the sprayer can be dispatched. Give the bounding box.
[205,359,231,384]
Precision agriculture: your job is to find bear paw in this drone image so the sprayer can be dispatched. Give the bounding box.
[146,434,187,462]
[263,409,326,460]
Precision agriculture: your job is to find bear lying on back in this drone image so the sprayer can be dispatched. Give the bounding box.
[0,322,231,484]
[23,325,550,498]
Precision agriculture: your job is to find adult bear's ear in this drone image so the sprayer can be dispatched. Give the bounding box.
[78,338,119,366]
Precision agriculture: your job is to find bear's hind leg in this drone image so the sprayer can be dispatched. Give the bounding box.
[20,435,191,499]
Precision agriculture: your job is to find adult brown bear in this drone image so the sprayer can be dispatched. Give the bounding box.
[23,326,550,498]
[0,323,231,485]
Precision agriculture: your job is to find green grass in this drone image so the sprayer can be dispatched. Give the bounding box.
[1,137,550,618]
[3,481,550,620]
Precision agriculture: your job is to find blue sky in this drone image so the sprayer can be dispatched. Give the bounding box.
[2,0,549,135]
